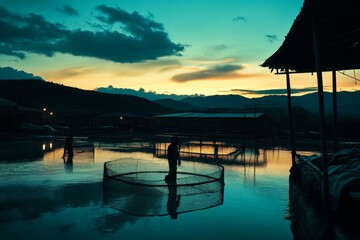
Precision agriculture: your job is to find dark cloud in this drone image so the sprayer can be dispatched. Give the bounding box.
[0,66,44,80]
[59,5,79,16]
[265,34,278,43]
[233,16,247,22]
[172,65,243,82]
[96,5,164,33]
[213,44,229,51]
[0,5,185,63]
[0,45,26,59]
[225,87,318,95]
[0,6,70,58]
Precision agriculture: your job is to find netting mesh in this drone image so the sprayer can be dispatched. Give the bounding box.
[103,158,224,217]
[104,158,224,186]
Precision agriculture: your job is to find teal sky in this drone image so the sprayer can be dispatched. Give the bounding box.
[1,0,357,97]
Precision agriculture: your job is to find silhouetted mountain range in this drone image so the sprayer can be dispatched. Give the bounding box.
[0,80,170,116]
[175,92,360,116]
[153,99,202,112]
[96,86,360,116]
[1,80,359,118]
[181,95,250,109]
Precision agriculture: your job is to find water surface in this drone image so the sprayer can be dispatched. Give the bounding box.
[0,139,316,239]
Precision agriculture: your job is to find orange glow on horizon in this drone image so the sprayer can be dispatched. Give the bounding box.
[39,63,360,98]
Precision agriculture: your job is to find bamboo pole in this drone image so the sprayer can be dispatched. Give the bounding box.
[311,0,330,221]
[332,70,339,152]
[286,69,296,165]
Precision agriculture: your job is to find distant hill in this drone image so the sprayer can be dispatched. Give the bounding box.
[292,91,360,115]
[181,95,249,109]
[0,80,171,116]
[96,85,360,117]
[178,92,360,116]
[3,80,358,117]
[154,99,202,112]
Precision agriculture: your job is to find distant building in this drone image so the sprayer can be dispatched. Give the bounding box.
[153,112,268,135]
[0,98,17,131]
[0,98,43,131]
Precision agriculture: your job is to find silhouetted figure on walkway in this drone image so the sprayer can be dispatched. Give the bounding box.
[165,136,180,183]
[167,184,181,219]
[62,135,74,159]
[214,143,219,159]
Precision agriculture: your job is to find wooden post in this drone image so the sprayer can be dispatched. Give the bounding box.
[286,69,296,166]
[332,70,339,152]
[311,0,330,220]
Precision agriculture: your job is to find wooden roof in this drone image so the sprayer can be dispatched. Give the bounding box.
[261,0,360,73]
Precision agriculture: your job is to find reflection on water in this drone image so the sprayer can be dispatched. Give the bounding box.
[0,138,319,239]
[64,155,74,173]
[103,170,224,218]
[167,184,180,219]
[0,139,94,163]
[155,140,267,165]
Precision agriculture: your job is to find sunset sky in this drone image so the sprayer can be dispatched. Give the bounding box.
[1,0,359,98]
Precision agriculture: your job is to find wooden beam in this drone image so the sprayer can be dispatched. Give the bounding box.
[332,71,339,152]
[312,0,330,223]
[286,69,296,165]
[275,70,314,75]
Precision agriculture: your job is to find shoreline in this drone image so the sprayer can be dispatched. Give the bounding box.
[1,131,359,152]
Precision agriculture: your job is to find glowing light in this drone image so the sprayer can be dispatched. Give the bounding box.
[50,112,54,116]
[49,142,53,149]
[42,143,46,151]
[120,116,123,120]
[43,108,47,111]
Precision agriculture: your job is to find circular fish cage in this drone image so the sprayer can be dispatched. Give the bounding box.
[103,158,224,187]
[103,158,225,218]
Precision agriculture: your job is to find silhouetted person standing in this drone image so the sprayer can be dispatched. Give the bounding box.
[62,135,74,159]
[165,136,180,183]
[214,143,219,159]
